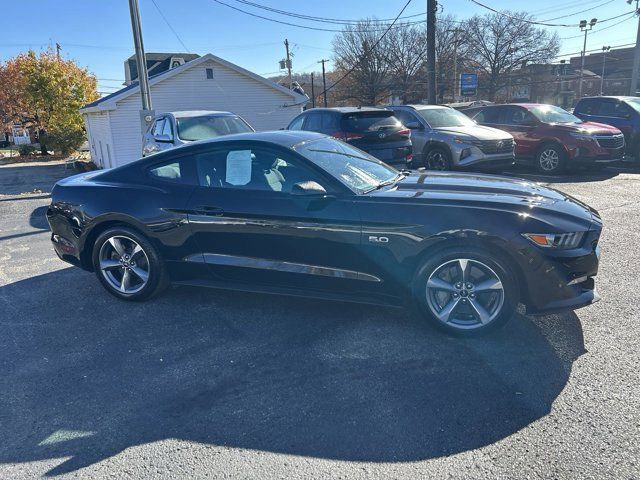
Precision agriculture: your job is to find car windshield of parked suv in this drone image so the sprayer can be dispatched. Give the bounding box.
[625,97,640,113]
[293,137,400,194]
[528,105,582,124]
[341,111,400,132]
[176,115,253,141]
[416,107,476,128]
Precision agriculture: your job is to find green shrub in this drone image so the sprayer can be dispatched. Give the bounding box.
[47,126,86,156]
[18,144,36,156]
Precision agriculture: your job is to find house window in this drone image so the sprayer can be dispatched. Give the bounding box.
[206,68,214,79]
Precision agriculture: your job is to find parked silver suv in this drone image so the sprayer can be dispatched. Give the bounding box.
[142,110,254,157]
[389,105,515,170]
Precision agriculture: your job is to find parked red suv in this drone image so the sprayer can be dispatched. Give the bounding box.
[463,103,625,173]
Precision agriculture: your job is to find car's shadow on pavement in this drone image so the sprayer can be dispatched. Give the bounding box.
[0,267,586,476]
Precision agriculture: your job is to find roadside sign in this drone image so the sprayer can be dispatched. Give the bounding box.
[460,73,478,96]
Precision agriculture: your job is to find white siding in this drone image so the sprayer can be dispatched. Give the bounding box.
[105,59,303,167]
[83,111,114,168]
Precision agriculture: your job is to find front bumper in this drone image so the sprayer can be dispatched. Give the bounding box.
[515,229,602,314]
[453,143,515,170]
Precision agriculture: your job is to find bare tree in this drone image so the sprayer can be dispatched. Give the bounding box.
[385,23,425,103]
[464,12,560,100]
[331,19,393,105]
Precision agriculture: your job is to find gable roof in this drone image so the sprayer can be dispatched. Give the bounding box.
[82,53,308,113]
[125,52,200,84]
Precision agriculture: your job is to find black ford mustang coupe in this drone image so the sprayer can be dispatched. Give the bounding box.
[47,131,602,335]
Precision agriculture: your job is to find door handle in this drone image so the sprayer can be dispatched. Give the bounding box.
[194,205,224,216]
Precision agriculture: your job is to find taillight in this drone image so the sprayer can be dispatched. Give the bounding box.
[331,131,365,141]
[398,128,411,137]
[406,154,413,161]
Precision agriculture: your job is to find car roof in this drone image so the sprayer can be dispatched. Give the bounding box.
[161,110,235,118]
[393,104,451,111]
[302,106,391,114]
[172,130,327,150]
[578,96,637,102]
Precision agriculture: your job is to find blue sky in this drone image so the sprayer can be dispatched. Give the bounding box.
[0,0,636,95]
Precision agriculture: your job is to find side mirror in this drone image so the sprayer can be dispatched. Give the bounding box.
[154,134,173,143]
[405,121,423,130]
[291,181,328,196]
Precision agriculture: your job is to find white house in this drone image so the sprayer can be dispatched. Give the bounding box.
[81,53,308,168]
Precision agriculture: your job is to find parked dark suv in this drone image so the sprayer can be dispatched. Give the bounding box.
[573,96,640,162]
[286,107,412,167]
[464,103,625,173]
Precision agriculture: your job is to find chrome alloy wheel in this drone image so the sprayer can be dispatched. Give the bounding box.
[425,258,505,330]
[98,235,150,294]
[539,148,560,171]
[426,150,448,170]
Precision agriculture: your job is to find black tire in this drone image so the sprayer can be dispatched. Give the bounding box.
[535,143,565,174]
[425,146,452,171]
[412,246,519,336]
[91,226,168,301]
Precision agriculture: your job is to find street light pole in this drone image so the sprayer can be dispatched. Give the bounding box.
[578,18,597,99]
[630,0,640,95]
[446,28,462,102]
[128,0,154,138]
[600,46,610,95]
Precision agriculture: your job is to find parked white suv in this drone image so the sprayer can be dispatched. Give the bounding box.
[142,110,254,156]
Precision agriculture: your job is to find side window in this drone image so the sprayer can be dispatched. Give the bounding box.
[323,113,340,131]
[288,115,305,130]
[595,100,621,117]
[152,118,165,136]
[575,99,595,115]
[195,147,327,193]
[304,113,322,131]
[393,109,418,126]
[473,108,500,124]
[161,118,174,140]
[149,161,182,182]
[502,107,534,126]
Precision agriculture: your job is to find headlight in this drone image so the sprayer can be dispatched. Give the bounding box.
[522,232,585,249]
[569,132,594,142]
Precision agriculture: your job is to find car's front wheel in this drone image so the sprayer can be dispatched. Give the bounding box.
[425,147,452,171]
[536,143,565,174]
[412,247,518,335]
[92,226,168,301]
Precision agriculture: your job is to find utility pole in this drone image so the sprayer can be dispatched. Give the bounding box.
[310,72,316,108]
[447,28,462,102]
[319,59,329,107]
[284,39,292,89]
[600,46,611,95]
[426,0,437,104]
[578,18,597,99]
[128,0,154,138]
[55,42,61,60]
[630,0,640,95]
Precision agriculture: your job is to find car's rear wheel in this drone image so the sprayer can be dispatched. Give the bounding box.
[92,227,168,301]
[412,247,518,336]
[425,147,452,171]
[536,143,565,174]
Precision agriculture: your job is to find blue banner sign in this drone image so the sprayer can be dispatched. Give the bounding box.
[460,73,478,96]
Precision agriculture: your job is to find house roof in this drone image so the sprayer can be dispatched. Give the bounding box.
[125,52,200,83]
[82,53,308,113]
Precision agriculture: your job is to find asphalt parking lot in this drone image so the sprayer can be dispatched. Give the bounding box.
[0,161,638,479]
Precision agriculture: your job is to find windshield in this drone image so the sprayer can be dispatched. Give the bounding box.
[417,107,476,128]
[626,98,640,114]
[176,115,253,141]
[293,137,399,194]
[529,105,582,124]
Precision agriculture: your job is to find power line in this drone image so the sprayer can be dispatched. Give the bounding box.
[538,0,615,22]
[229,0,425,25]
[560,13,636,40]
[468,0,636,27]
[211,0,425,32]
[149,0,190,52]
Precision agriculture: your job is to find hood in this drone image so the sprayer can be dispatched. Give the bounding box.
[368,171,598,229]
[551,121,622,135]
[432,125,513,140]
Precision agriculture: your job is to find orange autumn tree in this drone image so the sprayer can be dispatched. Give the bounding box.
[0,49,99,155]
